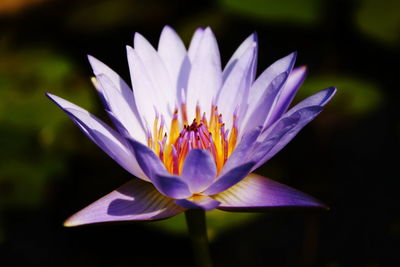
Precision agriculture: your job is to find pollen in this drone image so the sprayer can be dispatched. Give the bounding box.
[147,103,238,175]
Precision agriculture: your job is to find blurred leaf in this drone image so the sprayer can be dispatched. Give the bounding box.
[147,210,260,240]
[0,47,95,208]
[219,0,321,26]
[355,0,400,46]
[0,49,94,129]
[298,75,382,116]
[0,158,61,207]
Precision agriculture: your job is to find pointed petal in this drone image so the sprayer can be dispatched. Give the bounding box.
[219,126,261,177]
[241,72,289,133]
[89,73,110,111]
[252,106,323,170]
[133,33,175,120]
[96,74,147,143]
[175,195,220,211]
[46,93,148,181]
[126,45,159,127]
[286,87,337,117]
[247,52,297,108]
[88,56,144,140]
[188,27,204,61]
[158,25,188,92]
[186,27,222,120]
[217,44,257,129]
[128,139,192,199]
[250,87,337,170]
[176,56,191,106]
[158,26,191,105]
[87,55,131,97]
[184,27,203,107]
[264,66,307,127]
[181,149,217,193]
[152,173,193,199]
[215,173,328,211]
[222,32,258,82]
[241,52,299,133]
[126,138,166,178]
[250,115,301,170]
[64,179,185,226]
[203,162,255,195]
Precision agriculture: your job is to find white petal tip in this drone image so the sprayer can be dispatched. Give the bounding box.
[63,217,79,227]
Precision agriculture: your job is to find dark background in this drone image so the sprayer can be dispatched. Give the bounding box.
[0,0,399,266]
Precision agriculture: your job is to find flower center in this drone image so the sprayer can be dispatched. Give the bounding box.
[147,103,238,175]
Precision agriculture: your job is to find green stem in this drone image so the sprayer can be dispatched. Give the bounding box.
[185,209,213,267]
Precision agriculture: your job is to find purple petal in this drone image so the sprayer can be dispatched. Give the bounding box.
[90,76,110,110]
[87,55,133,101]
[222,32,258,83]
[95,74,147,143]
[241,72,289,134]
[247,52,296,110]
[217,43,257,129]
[286,87,337,117]
[215,173,328,211]
[176,56,191,106]
[249,87,337,170]
[203,162,256,196]
[128,139,192,199]
[252,106,323,171]
[64,179,185,226]
[88,56,145,141]
[126,138,166,177]
[187,27,204,61]
[181,149,217,193]
[250,115,301,167]
[219,127,261,177]
[264,66,307,128]
[46,93,148,181]
[157,25,190,103]
[133,33,175,121]
[103,110,131,138]
[158,25,187,82]
[183,27,204,107]
[186,27,222,120]
[126,45,159,127]
[175,195,220,211]
[152,173,193,199]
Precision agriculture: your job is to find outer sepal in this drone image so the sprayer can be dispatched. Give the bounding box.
[214,173,328,211]
[64,179,185,227]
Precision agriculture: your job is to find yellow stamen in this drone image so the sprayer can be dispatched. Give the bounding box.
[169,109,179,144]
[147,103,239,175]
[228,127,237,156]
[153,116,159,153]
[157,120,164,142]
[196,104,201,123]
[181,103,188,125]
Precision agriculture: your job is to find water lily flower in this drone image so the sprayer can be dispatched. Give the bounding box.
[47,26,336,227]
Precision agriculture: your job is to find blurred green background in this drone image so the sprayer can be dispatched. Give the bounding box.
[0,0,399,266]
